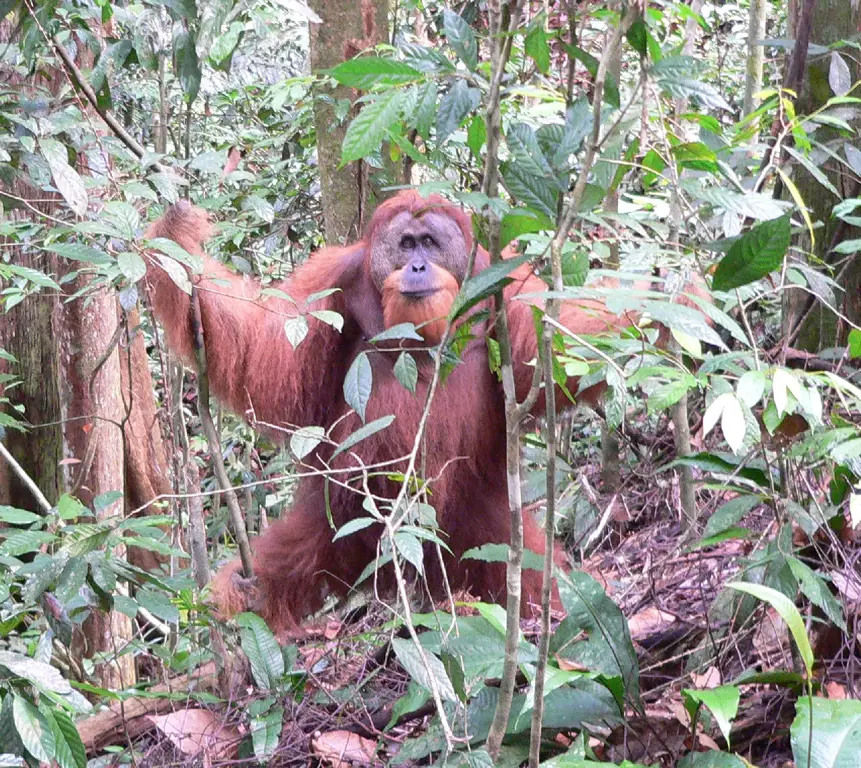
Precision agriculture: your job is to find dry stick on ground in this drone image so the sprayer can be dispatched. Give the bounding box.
[76,661,219,754]
[190,287,254,577]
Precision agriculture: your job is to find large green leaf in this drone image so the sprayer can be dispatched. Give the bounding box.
[237,612,284,690]
[39,138,87,216]
[343,351,373,422]
[329,56,423,89]
[551,571,640,703]
[712,214,791,291]
[342,90,406,162]
[443,9,478,70]
[449,255,528,320]
[174,31,201,103]
[791,697,861,768]
[436,80,480,143]
[392,637,458,702]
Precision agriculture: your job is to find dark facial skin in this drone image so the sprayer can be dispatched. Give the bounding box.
[369,211,468,295]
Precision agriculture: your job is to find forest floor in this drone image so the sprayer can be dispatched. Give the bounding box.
[92,500,859,768]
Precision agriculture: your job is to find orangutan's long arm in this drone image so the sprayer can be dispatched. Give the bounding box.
[144,203,358,429]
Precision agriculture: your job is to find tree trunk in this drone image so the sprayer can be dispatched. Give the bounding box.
[0,259,64,511]
[743,0,768,120]
[307,0,389,243]
[60,279,136,690]
[781,0,861,351]
[120,310,172,572]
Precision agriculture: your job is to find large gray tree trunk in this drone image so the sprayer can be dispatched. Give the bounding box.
[308,0,389,243]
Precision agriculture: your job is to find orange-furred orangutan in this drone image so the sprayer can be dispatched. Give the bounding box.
[144,192,642,634]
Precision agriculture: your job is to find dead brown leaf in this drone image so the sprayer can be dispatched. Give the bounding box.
[628,607,674,639]
[825,681,847,699]
[311,730,378,767]
[691,667,722,689]
[147,709,241,758]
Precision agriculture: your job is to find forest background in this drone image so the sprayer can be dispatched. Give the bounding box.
[0,0,860,766]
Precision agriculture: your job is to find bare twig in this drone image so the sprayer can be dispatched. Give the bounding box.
[190,287,254,577]
[0,441,52,513]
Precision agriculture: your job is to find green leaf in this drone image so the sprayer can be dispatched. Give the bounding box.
[436,80,480,143]
[90,40,132,94]
[174,31,201,103]
[43,707,86,768]
[790,697,861,768]
[525,19,550,74]
[502,160,559,219]
[241,194,275,224]
[392,637,458,701]
[333,517,379,541]
[832,238,861,255]
[330,56,423,89]
[683,685,740,748]
[678,749,746,768]
[672,142,719,173]
[737,370,767,407]
[626,19,649,57]
[3,263,60,290]
[44,243,111,266]
[412,81,438,139]
[209,21,243,68]
[462,543,546,572]
[643,301,725,349]
[117,252,147,283]
[712,214,791,291]
[443,9,478,70]
[784,146,840,198]
[12,696,54,762]
[0,506,42,525]
[394,351,418,393]
[250,703,283,759]
[344,351,373,422]
[57,493,85,520]
[499,209,551,249]
[829,52,852,96]
[665,452,771,488]
[284,315,309,348]
[137,588,179,624]
[727,582,814,674]
[394,530,424,574]
[0,650,72,694]
[551,570,639,703]
[290,425,325,461]
[787,556,846,632]
[343,89,406,163]
[701,496,761,540]
[0,530,57,557]
[39,138,87,216]
[657,75,732,110]
[687,183,790,221]
[450,255,528,321]
[237,612,285,690]
[61,523,113,556]
[849,329,861,359]
[507,123,555,179]
[332,415,395,459]
[467,115,486,159]
[309,309,344,332]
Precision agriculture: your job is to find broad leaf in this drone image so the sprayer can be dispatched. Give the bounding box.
[443,9,478,70]
[344,351,373,422]
[712,214,791,291]
[329,57,423,89]
[343,90,406,162]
